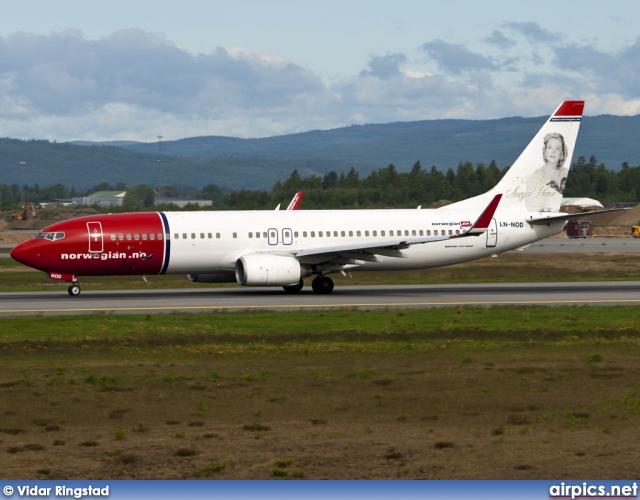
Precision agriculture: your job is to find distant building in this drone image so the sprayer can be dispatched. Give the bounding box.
[71,191,213,208]
[72,191,126,207]
[154,196,213,208]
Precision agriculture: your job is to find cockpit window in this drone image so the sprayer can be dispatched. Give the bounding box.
[35,232,65,241]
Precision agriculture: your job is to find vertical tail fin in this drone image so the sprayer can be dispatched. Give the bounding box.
[449,101,584,213]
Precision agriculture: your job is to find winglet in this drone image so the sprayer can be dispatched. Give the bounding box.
[461,194,502,236]
[287,191,304,210]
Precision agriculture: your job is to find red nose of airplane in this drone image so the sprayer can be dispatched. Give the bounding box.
[10,239,44,271]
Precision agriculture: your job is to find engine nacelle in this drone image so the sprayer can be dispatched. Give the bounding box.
[187,272,236,283]
[235,254,309,286]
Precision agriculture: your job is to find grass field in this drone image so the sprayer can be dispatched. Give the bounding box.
[1,308,639,479]
[2,250,639,479]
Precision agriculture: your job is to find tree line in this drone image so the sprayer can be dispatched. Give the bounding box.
[1,155,639,212]
[222,156,640,210]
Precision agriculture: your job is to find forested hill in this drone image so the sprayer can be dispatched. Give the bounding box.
[2,113,639,191]
[95,113,640,171]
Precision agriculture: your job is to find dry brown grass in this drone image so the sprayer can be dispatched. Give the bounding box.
[1,340,639,480]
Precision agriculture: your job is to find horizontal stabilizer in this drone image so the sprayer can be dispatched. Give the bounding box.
[528,208,628,226]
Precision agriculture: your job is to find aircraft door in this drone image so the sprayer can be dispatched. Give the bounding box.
[486,218,498,248]
[282,228,293,245]
[87,222,104,253]
[268,228,278,246]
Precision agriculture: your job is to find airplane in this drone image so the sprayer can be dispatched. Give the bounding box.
[286,191,304,210]
[274,191,304,210]
[11,100,615,296]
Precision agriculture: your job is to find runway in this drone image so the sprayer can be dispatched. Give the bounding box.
[1,281,639,316]
[519,237,640,253]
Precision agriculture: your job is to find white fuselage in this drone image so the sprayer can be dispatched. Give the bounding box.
[163,207,563,275]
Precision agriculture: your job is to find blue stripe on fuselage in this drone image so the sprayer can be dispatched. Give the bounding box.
[159,212,171,274]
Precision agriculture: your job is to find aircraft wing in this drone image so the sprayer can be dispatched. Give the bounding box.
[528,207,628,226]
[295,234,450,260]
[295,194,502,263]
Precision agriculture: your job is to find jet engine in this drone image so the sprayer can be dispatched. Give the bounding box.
[235,254,310,286]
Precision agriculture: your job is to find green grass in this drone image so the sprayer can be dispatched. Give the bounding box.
[0,306,638,350]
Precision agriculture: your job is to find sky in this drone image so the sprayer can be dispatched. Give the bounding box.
[1,0,640,142]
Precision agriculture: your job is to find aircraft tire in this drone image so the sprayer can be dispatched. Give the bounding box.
[68,284,81,296]
[311,276,334,294]
[283,279,304,293]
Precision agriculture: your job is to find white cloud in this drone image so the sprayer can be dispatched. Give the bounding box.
[1,25,640,142]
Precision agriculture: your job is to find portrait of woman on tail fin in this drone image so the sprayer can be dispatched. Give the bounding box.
[525,132,569,211]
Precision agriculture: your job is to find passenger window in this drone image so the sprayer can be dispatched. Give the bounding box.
[208,233,212,239]
[372,230,377,237]
[412,230,416,236]
[200,233,205,239]
[456,230,460,235]
[427,230,431,236]
[182,233,187,239]
[311,231,315,237]
[404,230,409,236]
[134,234,140,240]
[110,234,116,241]
[233,232,237,238]
[119,234,124,241]
[365,230,369,237]
[341,231,345,237]
[142,233,147,241]
[294,231,299,238]
[357,231,361,237]
[319,231,323,237]
[333,231,338,237]
[191,233,196,239]
[390,230,394,236]
[434,230,439,236]
[249,232,253,238]
[381,230,385,237]
[448,230,453,235]
[216,233,221,239]
[303,231,308,237]
[126,234,132,241]
[419,230,423,236]
[349,231,353,237]
[256,232,260,238]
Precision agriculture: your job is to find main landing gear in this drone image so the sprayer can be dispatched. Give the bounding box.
[68,283,81,296]
[311,276,334,294]
[281,276,335,294]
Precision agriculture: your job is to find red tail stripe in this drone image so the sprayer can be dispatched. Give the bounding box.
[554,100,584,117]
